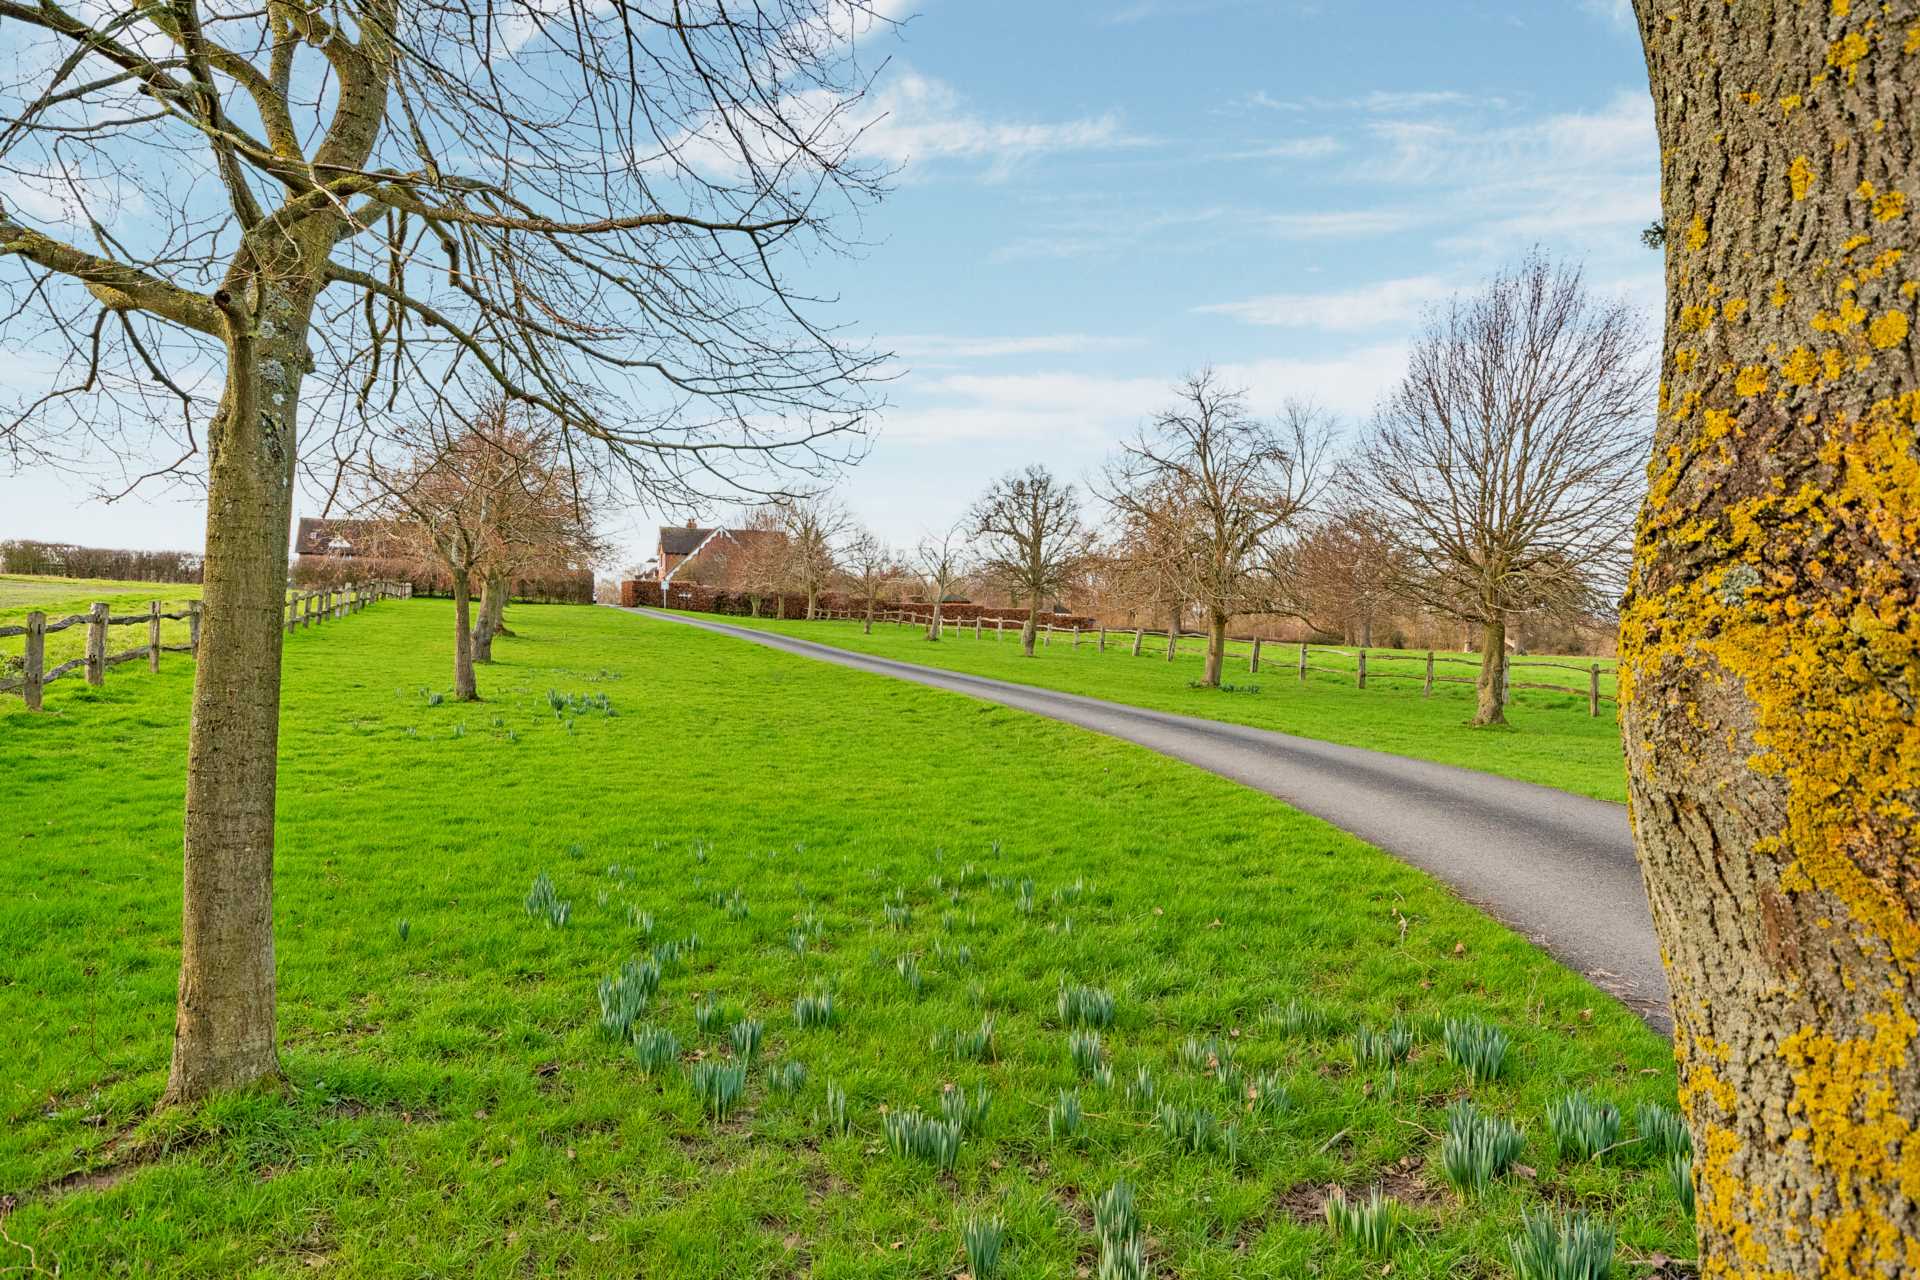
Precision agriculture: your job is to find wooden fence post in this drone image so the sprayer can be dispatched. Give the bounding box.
[85,602,107,686]
[1250,636,1261,674]
[997,618,1004,640]
[1423,650,1434,698]
[1500,660,1511,706]
[1297,642,1307,682]
[189,601,203,653]
[974,616,981,639]
[1589,663,1601,717]
[1043,624,1052,647]
[1356,648,1367,689]
[285,593,296,633]
[23,610,44,712]
[1166,630,1177,661]
[148,600,161,672]
[1131,628,1143,657]
[1098,626,1106,652]
[305,592,316,628]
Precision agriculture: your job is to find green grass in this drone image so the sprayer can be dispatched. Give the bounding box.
[0,602,1686,1276]
[705,612,1630,803]
[1,574,206,670]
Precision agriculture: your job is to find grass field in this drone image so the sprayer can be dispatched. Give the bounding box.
[0,574,205,670]
[0,602,1686,1277]
[703,612,1630,805]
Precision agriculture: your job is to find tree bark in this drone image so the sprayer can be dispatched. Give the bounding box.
[806,587,817,620]
[1472,617,1505,726]
[1623,6,1919,1275]
[1022,599,1038,657]
[452,571,478,701]
[1204,610,1228,687]
[1165,608,1180,661]
[164,286,315,1106]
[472,574,506,662]
[863,593,875,634]
[928,601,943,641]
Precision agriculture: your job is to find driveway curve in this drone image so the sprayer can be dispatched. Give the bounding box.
[630,608,1669,1031]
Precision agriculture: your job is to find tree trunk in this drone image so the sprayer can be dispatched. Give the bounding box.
[472,574,504,662]
[1165,608,1180,661]
[452,571,478,701]
[750,595,760,618]
[806,587,817,621]
[164,291,314,1106]
[1203,610,1228,687]
[1022,599,1038,657]
[1359,615,1372,648]
[1472,617,1505,726]
[928,601,943,641]
[863,593,875,634]
[1622,9,1920,1275]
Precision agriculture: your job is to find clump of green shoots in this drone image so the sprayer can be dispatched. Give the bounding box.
[524,872,570,927]
[1048,1088,1084,1143]
[1058,984,1116,1029]
[722,888,748,920]
[794,988,836,1029]
[1126,1066,1157,1108]
[596,958,661,1039]
[1178,1034,1234,1075]
[1507,1208,1616,1280]
[629,906,654,935]
[962,1212,1008,1280]
[1154,1102,1217,1154]
[1666,1151,1696,1216]
[1094,1180,1146,1280]
[1442,1015,1510,1084]
[395,918,410,942]
[1350,1020,1413,1070]
[1248,1069,1291,1117]
[1265,997,1332,1038]
[728,1017,762,1062]
[940,1084,991,1136]
[631,1024,679,1075]
[689,1059,747,1121]
[821,1081,850,1135]
[651,935,696,973]
[693,995,727,1035]
[895,954,924,998]
[1068,1030,1104,1075]
[769,1061,808,1096]
[1634,1101,1692,1159]
[1325,1187,1402,1256]
[1014,878,1036,915]
[882,901,911,930]
[935,1016,995,1061]
[883,1108,962,1170]
[1547,1090,1621,1162]
[1440,1099,1526,1196]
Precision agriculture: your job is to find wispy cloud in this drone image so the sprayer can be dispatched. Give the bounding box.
[858,71,1151,179]
[1217,135,1343,162]
[1195,275,1452,331]
[886,333,1146,360]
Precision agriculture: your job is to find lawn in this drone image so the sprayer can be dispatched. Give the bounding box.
[1,602,1686,1277]
[1,574,206,670]
[701,612,1630,804]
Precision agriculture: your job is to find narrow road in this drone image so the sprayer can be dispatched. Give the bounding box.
[631,608,1669,1031]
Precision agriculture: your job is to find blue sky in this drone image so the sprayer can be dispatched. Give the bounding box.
[0,0,1660,572]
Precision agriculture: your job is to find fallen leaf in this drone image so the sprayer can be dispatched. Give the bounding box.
[1452,941,1466,957]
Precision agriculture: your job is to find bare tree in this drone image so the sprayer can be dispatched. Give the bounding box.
[842,526,895,634]
[1352,253,1651,726]
[1270,504,1406,645]
[778,495,852,619]
[470,435,609,662]
[358,402,577,699]
[1103,484,1198,661]
[0,1,892,1103]
[911,525,970,641]
[1106,371,1331,686]
[969,465,1089,656]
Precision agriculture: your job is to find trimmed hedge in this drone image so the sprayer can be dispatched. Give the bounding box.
[296,555,593,604]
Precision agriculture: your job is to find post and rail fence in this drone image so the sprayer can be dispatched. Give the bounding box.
[1,579,411,712]
[796,606,1618,717]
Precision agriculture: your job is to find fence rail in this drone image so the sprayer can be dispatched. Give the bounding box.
[803,608,1618,716]
[2,579,410,711]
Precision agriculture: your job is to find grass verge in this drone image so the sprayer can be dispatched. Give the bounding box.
[700,611,1630,804]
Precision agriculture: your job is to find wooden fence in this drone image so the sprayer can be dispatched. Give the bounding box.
[813,608,1618,716]
[1,579,410,712]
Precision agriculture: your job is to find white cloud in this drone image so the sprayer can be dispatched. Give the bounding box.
[858,72,1149,178]
[886,333,1146,360]
[1259,209,1425,238]
[1219,136,1343,161]
[1195,275,1452,332]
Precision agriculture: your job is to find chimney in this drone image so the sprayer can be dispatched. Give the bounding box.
[685,519,697,529]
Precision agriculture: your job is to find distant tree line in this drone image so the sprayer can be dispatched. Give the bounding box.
[1,540,205,583]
